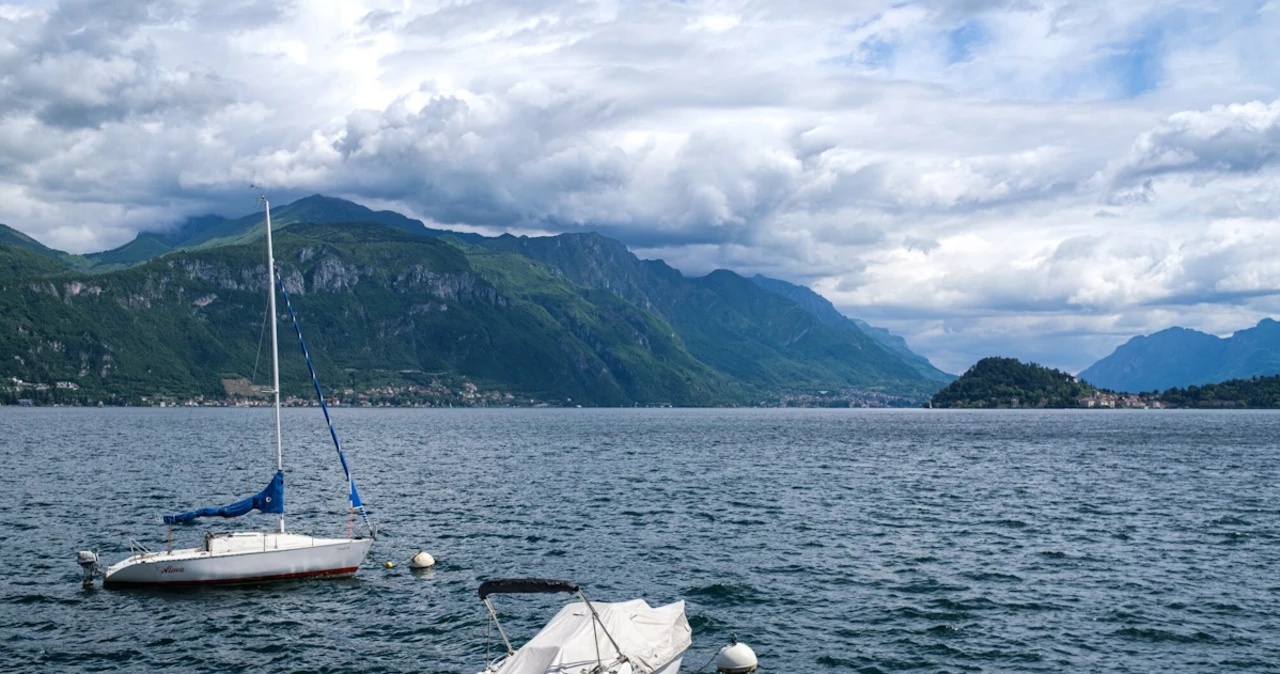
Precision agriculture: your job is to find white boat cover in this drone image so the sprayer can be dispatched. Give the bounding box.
[494,599,691,674]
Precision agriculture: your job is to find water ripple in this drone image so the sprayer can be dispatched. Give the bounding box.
[0,408,1278,672]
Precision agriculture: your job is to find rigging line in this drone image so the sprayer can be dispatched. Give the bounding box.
[277,272,377,540]
[250,301,270,386]
[249,225,272,389]
[683,647,720,674]
[591,610,603,673]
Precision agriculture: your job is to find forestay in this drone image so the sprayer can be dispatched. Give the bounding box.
[493,600,690,674]
[278,276,373,537]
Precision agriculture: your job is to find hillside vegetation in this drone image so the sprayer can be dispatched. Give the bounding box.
[1157,375,1280,408]
[931,357,1096,408]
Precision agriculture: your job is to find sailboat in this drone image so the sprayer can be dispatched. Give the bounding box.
[96,197,374,587]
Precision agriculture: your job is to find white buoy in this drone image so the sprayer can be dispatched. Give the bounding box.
[409,551,435,569]
[715,635,757,673]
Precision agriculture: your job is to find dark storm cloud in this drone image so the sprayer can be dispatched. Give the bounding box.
[0,0,241,130]
[328,90,630,228]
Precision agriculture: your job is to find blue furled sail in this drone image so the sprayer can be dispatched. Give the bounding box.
[278,277,375,538]
[163,471,284,525]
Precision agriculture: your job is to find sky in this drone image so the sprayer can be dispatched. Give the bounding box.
[2,0,1279,374]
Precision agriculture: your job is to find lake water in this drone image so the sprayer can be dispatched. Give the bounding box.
[1,408,1277,673]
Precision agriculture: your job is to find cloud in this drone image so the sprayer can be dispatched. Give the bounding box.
[1,0,1280,374]
[0,0,241,129]
[1104,99,1280,187]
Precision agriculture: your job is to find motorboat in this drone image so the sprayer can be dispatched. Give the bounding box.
[476,578,691,674]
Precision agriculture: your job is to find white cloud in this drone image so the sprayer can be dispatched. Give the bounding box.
[1,0,1279,373]
[1103,99,1280,187]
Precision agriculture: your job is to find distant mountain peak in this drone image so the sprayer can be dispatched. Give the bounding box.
[704,268,746,283]
[549,230,633,253]
[295,193,341,203]
[0,223,57,253]
[1080,318,1280,392]
[1151,326,1206,336]
[0,223,88,269]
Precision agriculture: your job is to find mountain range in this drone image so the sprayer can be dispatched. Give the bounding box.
[1079,319,1280,393]
[747,275,953,384]
[0,195,952,406]
[0,195,484,273]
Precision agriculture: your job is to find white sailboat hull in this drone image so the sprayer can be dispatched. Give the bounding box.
[103,532,372,587]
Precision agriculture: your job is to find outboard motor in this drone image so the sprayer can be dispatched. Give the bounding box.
[715,634,758,673]
[77,551,100,588]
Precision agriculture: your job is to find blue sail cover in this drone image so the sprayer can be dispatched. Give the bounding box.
[163,471,284,525]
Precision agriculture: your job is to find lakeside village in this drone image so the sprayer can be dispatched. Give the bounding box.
[1079,391,1168,409]
[7,375,1174,409]
[4,375,680,408]
[5,376,524,408]
[992,390,1170,409]
[5,376,910,408]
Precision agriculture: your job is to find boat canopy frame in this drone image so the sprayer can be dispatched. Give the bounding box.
[478,578,580,600]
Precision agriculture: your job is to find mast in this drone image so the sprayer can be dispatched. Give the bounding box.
[262,196,285,534]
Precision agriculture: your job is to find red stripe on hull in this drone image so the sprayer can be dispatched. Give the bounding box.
[104,566,361,588]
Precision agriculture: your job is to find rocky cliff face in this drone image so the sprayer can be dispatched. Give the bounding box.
[485,232,661,310]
